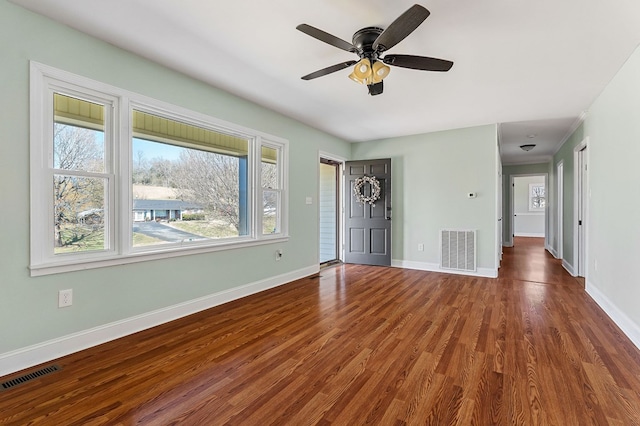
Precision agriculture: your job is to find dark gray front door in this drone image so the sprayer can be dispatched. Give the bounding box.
[344,158,391,266]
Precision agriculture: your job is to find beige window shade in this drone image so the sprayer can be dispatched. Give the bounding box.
[53,93,278,162]
[131,110,248,157]
[54,93,104,129]
[261,146,277,165]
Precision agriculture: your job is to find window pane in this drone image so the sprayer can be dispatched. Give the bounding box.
[131,111,250,247]
[261,146,281,235]
[263,190,280,234]
[261,147,278,189]
[54,175,106,253]
[53,94,105,172]
[530,184,545,210]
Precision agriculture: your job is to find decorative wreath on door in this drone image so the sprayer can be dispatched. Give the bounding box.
[353,175,381,206]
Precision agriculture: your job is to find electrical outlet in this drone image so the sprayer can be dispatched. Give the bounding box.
[58,289,73,308]
[276,249,283,261]
[418,243,424,252]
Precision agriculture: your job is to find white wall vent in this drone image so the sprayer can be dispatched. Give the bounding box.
[440,229,476,272]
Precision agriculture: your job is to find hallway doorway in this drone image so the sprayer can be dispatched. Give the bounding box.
[511,174,547,247]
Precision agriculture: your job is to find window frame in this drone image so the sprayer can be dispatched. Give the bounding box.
[30,62,289,276]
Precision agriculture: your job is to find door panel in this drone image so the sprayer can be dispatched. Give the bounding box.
[344,158,391,266]
[370,228,387,254]
[349,228,365,253]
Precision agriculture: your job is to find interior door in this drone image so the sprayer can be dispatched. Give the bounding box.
[344,159,391,266]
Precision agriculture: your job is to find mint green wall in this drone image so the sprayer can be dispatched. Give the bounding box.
[552,123,585,265]
[351,125,498,271]
[501,163,549,246]
[583,44,640,335]
[0,1,351,353]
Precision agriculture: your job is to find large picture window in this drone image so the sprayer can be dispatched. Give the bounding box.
[130,109,251,248]
[30,62,288,275]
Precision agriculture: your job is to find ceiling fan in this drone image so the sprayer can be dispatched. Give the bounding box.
[297,4,454,96]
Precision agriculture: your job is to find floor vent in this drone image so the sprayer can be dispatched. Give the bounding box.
[0,365,61,391]
[440,229,476,272]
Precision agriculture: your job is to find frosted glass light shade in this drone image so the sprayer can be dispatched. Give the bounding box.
[371,61,390,83]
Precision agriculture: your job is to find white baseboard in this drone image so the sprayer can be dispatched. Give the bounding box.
[514,233,545,238]
[0,264,319,377]
[546,245,559,258]
[391,260,498,278]
[562,259,576,276]
[586,281,640,351]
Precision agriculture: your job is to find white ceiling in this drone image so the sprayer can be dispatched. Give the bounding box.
[11,0,640,164]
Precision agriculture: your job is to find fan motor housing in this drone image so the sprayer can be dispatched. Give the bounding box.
[352,27,383,57]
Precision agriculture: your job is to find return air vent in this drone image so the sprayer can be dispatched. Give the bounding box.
[0,365,61,391]
[440,229,476,272]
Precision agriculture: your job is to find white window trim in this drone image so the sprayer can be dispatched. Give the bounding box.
[29,61,289,276]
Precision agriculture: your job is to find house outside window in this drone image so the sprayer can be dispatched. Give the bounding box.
[30,62,288,276]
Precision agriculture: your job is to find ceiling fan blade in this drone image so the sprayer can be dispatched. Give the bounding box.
[301,61,357,80]
[296,24,356,53]
[383,54,453,72]
[372,4,430,52]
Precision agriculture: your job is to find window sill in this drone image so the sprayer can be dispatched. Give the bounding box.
[29,236,289,277]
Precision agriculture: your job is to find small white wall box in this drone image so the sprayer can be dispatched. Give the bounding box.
[467,192,477,198]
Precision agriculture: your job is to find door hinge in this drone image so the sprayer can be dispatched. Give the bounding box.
[579,220,582,225]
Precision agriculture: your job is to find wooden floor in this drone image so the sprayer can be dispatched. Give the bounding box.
[2,237,640,425]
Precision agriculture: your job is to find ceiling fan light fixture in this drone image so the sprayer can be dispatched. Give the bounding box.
[349,59,390,86]
[348,71,362,84]
[520,144,536,152]
[349,58,372,84]
[371,61,390,83]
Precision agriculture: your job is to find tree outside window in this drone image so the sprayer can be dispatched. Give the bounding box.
[529,184,545,211]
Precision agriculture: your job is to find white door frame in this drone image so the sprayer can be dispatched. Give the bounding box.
[573,138,589,277]
[556,161,564,260]
[319,151,345,263]
[509,173,548,246]
[496,149,503,268]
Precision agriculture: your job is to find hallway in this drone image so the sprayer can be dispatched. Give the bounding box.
[499,236,581,286]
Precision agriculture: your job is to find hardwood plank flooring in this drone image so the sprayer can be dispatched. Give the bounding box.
[2,237,640,424]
